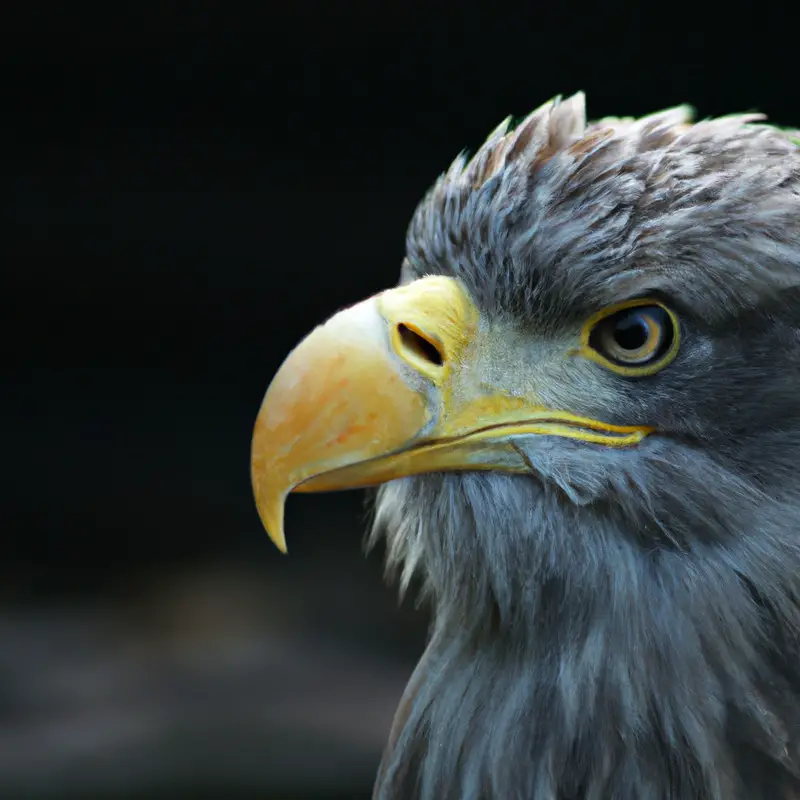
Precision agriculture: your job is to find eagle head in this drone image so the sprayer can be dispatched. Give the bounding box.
[251,93,800,799]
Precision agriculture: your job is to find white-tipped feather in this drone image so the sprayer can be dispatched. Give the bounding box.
[458,93,591,189]
[548,92,587,148]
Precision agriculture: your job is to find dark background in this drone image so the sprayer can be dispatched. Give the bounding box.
[2,5,794,798]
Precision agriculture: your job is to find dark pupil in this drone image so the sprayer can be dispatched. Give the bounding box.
[614,313,650,351]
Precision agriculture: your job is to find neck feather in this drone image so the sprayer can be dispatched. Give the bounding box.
[372,470,800,800]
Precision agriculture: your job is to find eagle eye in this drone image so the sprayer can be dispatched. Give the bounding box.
[582,300,680,376]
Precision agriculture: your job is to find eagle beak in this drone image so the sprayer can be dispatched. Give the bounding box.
[251,276,650,552]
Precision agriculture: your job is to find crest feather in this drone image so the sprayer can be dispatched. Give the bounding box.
[459,93,589,189]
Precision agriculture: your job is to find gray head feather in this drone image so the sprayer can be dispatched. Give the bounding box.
[402,93,800,323]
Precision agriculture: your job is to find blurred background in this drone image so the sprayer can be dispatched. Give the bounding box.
[1,4,794,798]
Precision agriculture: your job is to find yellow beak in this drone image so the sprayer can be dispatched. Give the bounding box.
[251,276,650,552]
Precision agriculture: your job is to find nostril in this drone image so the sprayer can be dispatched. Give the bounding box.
[396,323,444,367]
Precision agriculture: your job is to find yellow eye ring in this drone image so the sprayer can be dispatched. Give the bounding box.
[577,299,680,377]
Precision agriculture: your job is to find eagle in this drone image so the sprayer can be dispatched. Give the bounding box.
[251,93,800,799]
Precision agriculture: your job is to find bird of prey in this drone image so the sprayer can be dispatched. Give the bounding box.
[251,93,800,799]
